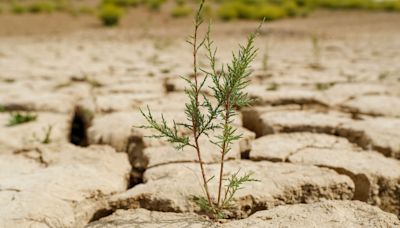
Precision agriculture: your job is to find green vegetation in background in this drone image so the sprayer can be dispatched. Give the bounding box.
[146,0,167,11]
[77,6,96,15]
[319,0,400,11]
[101,0,166,11]
[102,0,141,7]
[383,1,400,11]
[216,0,400,21]
[3,0,400,25]
[171,3,192,17]
[9,0,68,14]
[11,2,27,14]
[28,1,56,13]
[99,3,123,26]
[217,0,312,21]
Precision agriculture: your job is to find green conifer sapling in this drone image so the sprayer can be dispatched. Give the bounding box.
[137,0,262,219]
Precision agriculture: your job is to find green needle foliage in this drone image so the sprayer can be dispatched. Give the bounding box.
[137,0,261,219]
[140,107,190,150]
[221,170,258,208]
[6,112,37,127]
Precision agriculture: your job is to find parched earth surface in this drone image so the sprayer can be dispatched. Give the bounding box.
[0,10,400,227]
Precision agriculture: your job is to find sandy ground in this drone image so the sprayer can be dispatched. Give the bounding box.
[0,10,400,227]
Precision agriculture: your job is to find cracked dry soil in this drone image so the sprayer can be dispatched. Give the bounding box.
[0,10,400,228]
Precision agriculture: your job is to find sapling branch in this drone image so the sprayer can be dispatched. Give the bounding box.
[222,170,259,208]
[139,106,191,150]
[188,0,214,208]
[205,23,262,207]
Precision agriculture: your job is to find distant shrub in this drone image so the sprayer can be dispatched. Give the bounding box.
[214,0,400,22]
[297,5,313,16]
[283,0,301,17]
[381,0,400,11]
[306,0,400,12]
[28,1,56,14]
[78,6,96,15]
[99,4,123,26]
[235,3,257,19]
[146,0,166,11]
[99,0,168,11]
[11,3,27,14]
[171,4,192,18]
[296,0,318,8]
[318,0,371,10]
[175,0,186,5]
[256,4,286,20]
[53,0,70,12]
[218,3,239,20]
[218,2,259,20]
[102,0,141,7]
[218,1,289,21]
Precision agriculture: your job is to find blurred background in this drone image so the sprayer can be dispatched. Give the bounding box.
[0,0,399,35]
